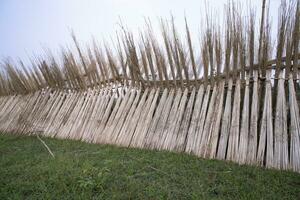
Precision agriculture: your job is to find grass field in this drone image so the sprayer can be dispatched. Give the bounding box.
[0,134,299,199]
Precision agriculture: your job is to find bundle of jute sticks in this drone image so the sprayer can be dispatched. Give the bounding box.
[0,0,299,172]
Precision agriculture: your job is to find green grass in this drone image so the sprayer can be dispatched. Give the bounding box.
[0,134,299,200]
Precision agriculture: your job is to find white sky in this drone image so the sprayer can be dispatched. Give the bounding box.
[0,0,281,64]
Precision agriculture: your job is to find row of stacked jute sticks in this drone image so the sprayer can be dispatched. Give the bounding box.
[0,69,299,172]
[0,0,299,172]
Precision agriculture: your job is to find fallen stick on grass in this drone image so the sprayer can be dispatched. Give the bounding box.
[37,135,55,158]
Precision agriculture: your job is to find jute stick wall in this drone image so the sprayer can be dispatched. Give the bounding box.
[0,0,299,172]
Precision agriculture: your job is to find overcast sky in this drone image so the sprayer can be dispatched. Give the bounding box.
[0,0,281,63]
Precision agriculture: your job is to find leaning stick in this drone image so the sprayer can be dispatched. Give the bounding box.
[288,73,300,172]
[37,135,55,158]
[238,75,250,164]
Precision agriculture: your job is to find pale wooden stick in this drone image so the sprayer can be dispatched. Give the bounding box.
[198,84,218,157]
[142,88,168,148]
[95,90,119,143]
[288,73,300,172]
[185,85,204,154]
[217,78,232,160]
[193,85,211,155]
[114,89,142,145]
[207,80,225,159]
[132,88,159,148]
[117,88,149,147]
[238,75,250,164]
[274,71,288,170]
[110,90,137,143]
[247,71,259,164]
[257,70,274,168]
[164,88,188,151]
[175,87,195,152]
[227,79,241,162]
[37,135,55,158]
[149,89,175,150]
[158,88,182,150]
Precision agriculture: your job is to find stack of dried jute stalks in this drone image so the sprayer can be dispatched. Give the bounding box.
[0,0,299,172]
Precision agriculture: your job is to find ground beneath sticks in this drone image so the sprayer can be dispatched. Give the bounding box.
[0,134,299,199]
